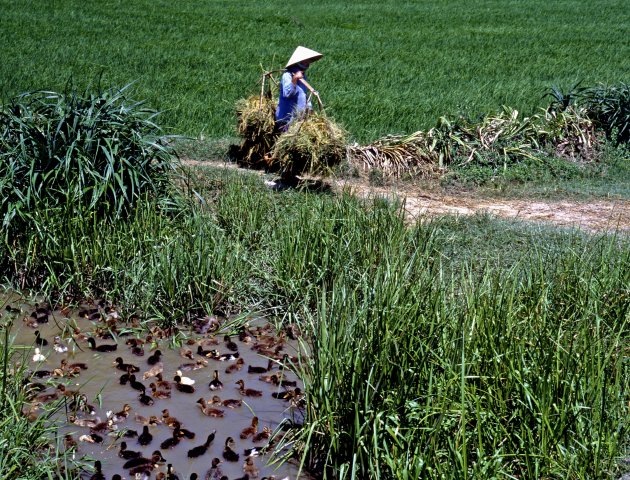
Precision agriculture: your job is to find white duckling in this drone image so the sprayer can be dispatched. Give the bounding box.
[32,348,46,362]
[175,369,195,385]
[53,336,68,353]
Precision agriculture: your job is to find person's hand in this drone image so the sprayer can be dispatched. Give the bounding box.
[292,71,304,84]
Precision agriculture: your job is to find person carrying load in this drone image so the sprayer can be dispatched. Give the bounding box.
[275,46,323,132]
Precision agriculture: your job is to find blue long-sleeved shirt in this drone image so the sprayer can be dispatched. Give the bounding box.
[275,68,312,128]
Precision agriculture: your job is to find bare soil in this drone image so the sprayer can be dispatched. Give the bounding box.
[183,159,630,234]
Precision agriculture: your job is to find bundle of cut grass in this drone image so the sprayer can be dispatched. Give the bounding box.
[270,113,346,177]
[235,95,277,167]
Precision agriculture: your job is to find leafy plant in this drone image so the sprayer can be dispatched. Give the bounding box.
[581,83,630,144]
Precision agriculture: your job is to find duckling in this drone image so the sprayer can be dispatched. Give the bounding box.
[90,459,106,480]
[147,349,162,365]
[68,394,96,415]
[270,374,298,388]
[170,421,196,439]
[52,336,68,353]
[215,351,240,362]
[128,375,146,393]
[138,392,155,406]
[244,446,261,457]
[114,357,140,373]
[123,451,160,469]
[285,322,301,340]
[149,382,171,399]
[134,414,162,426]
[79,433,103,443]
[32,348,46,363]
[205,458,223,480]
[34,330,48,347]
[235,379,262,397]
[166,464,180,480]
[131,345,145,356]
[252,427,272,443]
[175,370,195,385]
[126,338,145,347]
[124,428,139,438]
[160,428,185,449]
[143,362,164,380]
[23,315,38,329]
[120,370,133,385]
[55,384,79,397]
[197,345,217,357]
[253,345,283,359]
[161,409,180,428]
[108,403,132,423]
[224,335,239,352]
[60,359,88,371]
[87,337,117,353]
[178,359,208,371]
[174,375,195,394]
[187,431,216,458]
[138,425,153,446]
[272,387,303,401]
[154,372,172,391]
[247,359,274,374]
[31,368,51,378]
[90,419,116,434]
[63,434,77,450]
[243,457,259,478]
[240,417,259,439]
[192,315,220,334]
[119,441,142,459]
[196,398,224,417]
[226,358,245,374]
[199,337,220,347]
[179,347,194,359]
[238,327,255,344]
[222,437,240,462]
[209,370,223,390]
[209,395,242,409]
[33,389,59,403]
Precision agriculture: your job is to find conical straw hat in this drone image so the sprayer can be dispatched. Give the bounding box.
[285,46,323,68]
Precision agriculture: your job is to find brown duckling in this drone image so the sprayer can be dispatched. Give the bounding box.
[109,403,132,422]
[114,357,140,373]
[161,409,181,428]
[179,347,194,359]
[187,431,216,458]
[149,382,171,399]
[55,384,79,397]
[33,389,59,403]
[196,398,224,417]
[243,457,259,478]
[87,337,117,353]
[224,335,239,352]
[209,370,223,391]
[131,345,145,356]
[154,372,172,391]
[210,395,242,409]
[118,440,142,459]
[147,349,162,365]
[90,419,116,434]
[23,315,39,329]
[134,414,162,426]
[60,359,88,371]
[236,379,262,397]
[63,434,77,450]
[270,374,298,388]
[223,436,240,462]
[240,416,259,439]
[174,375,195,393]
[178,359,208,371]
[143,362,164,380]
[252,426,272,443]
[79,433,103,444]
[205,458,223,480]
[272,387,303,401]
[226,358,245,374]
[247,359,274,374]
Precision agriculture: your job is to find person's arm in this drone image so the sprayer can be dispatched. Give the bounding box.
[282,71,299,98]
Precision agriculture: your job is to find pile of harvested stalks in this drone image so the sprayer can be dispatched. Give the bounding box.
[271,113,346,177]
[235,94,277,167]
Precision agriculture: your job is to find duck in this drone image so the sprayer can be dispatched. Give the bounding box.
[60,359,88,371]
[32,390,59,403]
[175,370,195,385]
[272,387,303,401]
[160,428,186,449]
[119,441,142,459]
[197,346,217,357]
[174,376,195,394]
[63,434,77,450]
[205,458,223,480]
[149,382,171,399]
[91,459,106,479]
[170,421,195,439]
[166,464,180,480]
[253,345,283,359]
[192,315,220,334]
[187,431,216,458]
[31,369,51,378]
[90,419,116,434]
[87,337,117,352]
[79,433,103,443]
[68,394,96,415]
[179,347,194,359]
[34,331,48,347]
[238,327,255,344]
[52,336,68,353]
[114,357,140,373]
[236,379,263,397]
[247,359,274,374]
[128,375,146,393]
[138,425,153,446]
[131,345,145,356]
[124,428,139,438]
[196,398,224,417]
[270,374,298,388]
[143,362,164,380]
[68,415,100,428]
[138,392,155,406]
[215,351,240,362]
[32,348,46,363]
[199,337,220,347]
[55,384,79,397]
[120,370,133,385]
[285,323,301,340]
[243,457,259,478]
[209,370,223,390]
[161,409,180,428]
[209,395,242,409]
[108,404,132,423]
[223,437,240,462]
[123,451,163,469]
[178,359,208,371]
[147,350,162,365]
[226,358,245,374]
[252,427,272,443]
[135,414,162,426]
[240,417,259,440]
[224,335,239,352]
[154,373,172,391]
[244,446,261,457]
[23,316,39,329]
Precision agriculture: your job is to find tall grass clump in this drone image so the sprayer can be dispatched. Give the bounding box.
[278,217,629,479]
[0,83,177,240]
[582,83,630,145]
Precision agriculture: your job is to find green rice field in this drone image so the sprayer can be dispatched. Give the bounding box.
[1,0,629,141]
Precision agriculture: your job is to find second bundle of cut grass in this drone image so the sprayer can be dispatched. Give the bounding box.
[235,95,277,167]
[271,113,346,177]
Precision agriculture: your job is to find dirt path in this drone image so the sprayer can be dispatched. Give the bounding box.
[183,159,629,234]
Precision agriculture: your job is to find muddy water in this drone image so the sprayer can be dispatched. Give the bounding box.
[5,297,308,480]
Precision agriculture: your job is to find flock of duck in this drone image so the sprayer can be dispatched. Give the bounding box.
[17,301,305,480]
